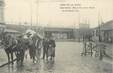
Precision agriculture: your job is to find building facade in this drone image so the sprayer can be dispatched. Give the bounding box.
[0,0,4,23]
[0,0,5,40]
[94,20,113,43]
[44,27,74,40]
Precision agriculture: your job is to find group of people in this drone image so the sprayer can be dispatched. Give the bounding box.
[0,31,56,66]
[42,37,56,60]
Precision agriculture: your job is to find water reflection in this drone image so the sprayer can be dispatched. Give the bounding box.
[43,60,55,72]
[5,59,56,73]
[16,64,24,72]
[8,65,14,73]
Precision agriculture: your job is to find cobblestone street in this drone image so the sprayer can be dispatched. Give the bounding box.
[0,42,112,73]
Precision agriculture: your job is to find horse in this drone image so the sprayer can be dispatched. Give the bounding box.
[1,33,27,66]
[1,34,18,65]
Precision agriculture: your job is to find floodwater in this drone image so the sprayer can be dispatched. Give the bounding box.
[0,42,112,73]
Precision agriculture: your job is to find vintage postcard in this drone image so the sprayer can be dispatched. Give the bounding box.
[0,0,112,73]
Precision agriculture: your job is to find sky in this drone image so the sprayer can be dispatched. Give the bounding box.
[4,0,113,28]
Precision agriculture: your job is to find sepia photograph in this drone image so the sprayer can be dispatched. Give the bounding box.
[0,0,112,73]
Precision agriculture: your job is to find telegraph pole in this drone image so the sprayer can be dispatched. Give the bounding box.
[73,21,76,41]
[78,12,80,42]
[36,0,39,26]
[30,1,33,29]
[98,12,101,42]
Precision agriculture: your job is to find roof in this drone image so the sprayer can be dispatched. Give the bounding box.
[95,20,113,30]
[44,27,73,32]
[4,29,20,33]
[0,24,6,28]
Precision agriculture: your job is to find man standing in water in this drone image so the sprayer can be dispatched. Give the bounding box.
[42,37,49,60]
[47,36,56,60]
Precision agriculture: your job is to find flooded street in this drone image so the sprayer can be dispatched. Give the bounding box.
[0,42,112,73]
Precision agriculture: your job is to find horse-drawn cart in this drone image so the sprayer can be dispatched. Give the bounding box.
[81,41,107,60]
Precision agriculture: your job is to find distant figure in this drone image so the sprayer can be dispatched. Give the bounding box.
[35,36,42,62]
[47,37,56,61]
[28,37,36,63]
[25,32,36,63]
[16,35,26,66]
[42,38,49,60]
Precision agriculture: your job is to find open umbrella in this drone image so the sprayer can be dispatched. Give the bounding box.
[25,29,36,38]
[25,29,43,39]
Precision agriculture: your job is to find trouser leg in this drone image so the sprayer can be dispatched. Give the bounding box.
[43,48,46,59]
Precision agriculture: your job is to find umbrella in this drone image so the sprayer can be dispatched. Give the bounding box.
[25,29,36,38]
[25,29,43,39]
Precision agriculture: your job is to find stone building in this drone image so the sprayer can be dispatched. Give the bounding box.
[0,0,4,23]
[95,20,113,43]
[0,0,5,39]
